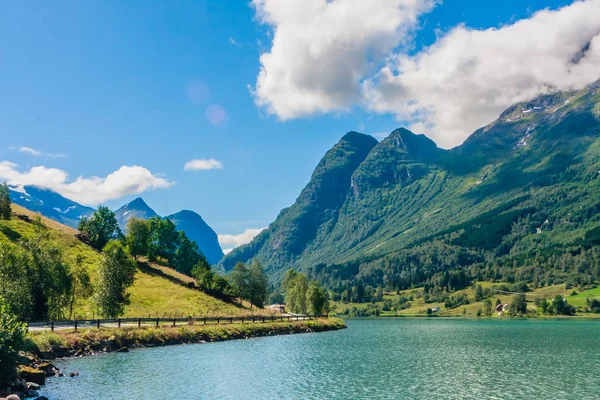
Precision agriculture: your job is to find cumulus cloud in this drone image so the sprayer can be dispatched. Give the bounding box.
[12,146,67,159]
[251,0,436,119]
[218,228,265,248]
[252,0,600,148]
[0,161,172,205]
[365,0,600,148]
[223,248,234,255]
[183,158,223,171]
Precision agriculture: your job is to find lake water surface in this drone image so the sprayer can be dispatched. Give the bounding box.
[42,318,600,399]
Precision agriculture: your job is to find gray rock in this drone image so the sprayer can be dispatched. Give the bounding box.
[26,383,40,391]
[12,378,27,393]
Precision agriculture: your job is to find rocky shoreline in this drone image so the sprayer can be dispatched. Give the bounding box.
[1,355,58,400]
[3,318,345,399]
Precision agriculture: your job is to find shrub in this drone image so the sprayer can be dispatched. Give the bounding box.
[0,296,26,385]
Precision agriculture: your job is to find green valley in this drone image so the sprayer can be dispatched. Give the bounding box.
[219,81,600,308]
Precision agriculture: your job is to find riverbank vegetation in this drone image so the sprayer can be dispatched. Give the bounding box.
[27,318,345,357]
[278,269,331,315]
[0,296,27,387]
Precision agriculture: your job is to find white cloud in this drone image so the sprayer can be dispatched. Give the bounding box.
[365,0,600,148]
[222,248,234,255]
[218,228,266,248]
[252,0,600,148]
[183,158,223,171]
[0,161,172,205]
[251,0,436,120]
[229,37,241,47]
[13,146,67,159]
[19,146,41,156]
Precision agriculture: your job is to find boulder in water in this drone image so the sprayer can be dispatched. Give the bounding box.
[17,366,45,386]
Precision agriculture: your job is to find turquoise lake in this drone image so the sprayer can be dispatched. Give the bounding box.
[42,318,600,399]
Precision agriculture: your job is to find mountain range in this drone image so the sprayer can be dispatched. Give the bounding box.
[9,187,224,265]
[9,185,96,228]
[218,81,600,291]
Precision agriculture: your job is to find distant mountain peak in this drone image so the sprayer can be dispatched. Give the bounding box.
[384,128,439,162]
[340,131,379,147]
[8,185,95,228]
[114,197,158,230]
[124,197,152,210]
[167,210,224,265]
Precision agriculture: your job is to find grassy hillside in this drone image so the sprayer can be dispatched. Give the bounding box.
[0,204,252,319]
[333,282,599,318]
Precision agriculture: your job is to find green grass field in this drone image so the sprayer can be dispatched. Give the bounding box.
[333,281,600,318]
[567,286,600,307]
[1,204,255,319]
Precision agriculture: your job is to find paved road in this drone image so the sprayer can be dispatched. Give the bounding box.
[28,315,313,331]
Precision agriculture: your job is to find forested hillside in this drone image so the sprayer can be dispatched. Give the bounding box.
[0,204,242,321]
[219,81,600,299]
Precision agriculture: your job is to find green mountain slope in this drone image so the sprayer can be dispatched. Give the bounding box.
[219,81,600,293]
[0,204,244,319]
[219,131,377,278]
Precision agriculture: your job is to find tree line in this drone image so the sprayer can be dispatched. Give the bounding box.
[1,187,331,323]
[280,269,330,315]
[79,208,212,277]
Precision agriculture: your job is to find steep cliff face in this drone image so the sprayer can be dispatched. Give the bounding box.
[218,131,378,276]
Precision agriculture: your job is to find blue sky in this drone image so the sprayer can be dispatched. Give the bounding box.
[2,0,598,252]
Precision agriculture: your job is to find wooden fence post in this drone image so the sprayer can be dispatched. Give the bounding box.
[97,319,100,329]
[118,319,121,328]
[138,318,141,328]
[51,321,54,331]
[172,318,176,327]
[217,318,220,324]
[74,320,78,332]
[229,317,233,324]
[156,318,159,328]
[203,317,206,325]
